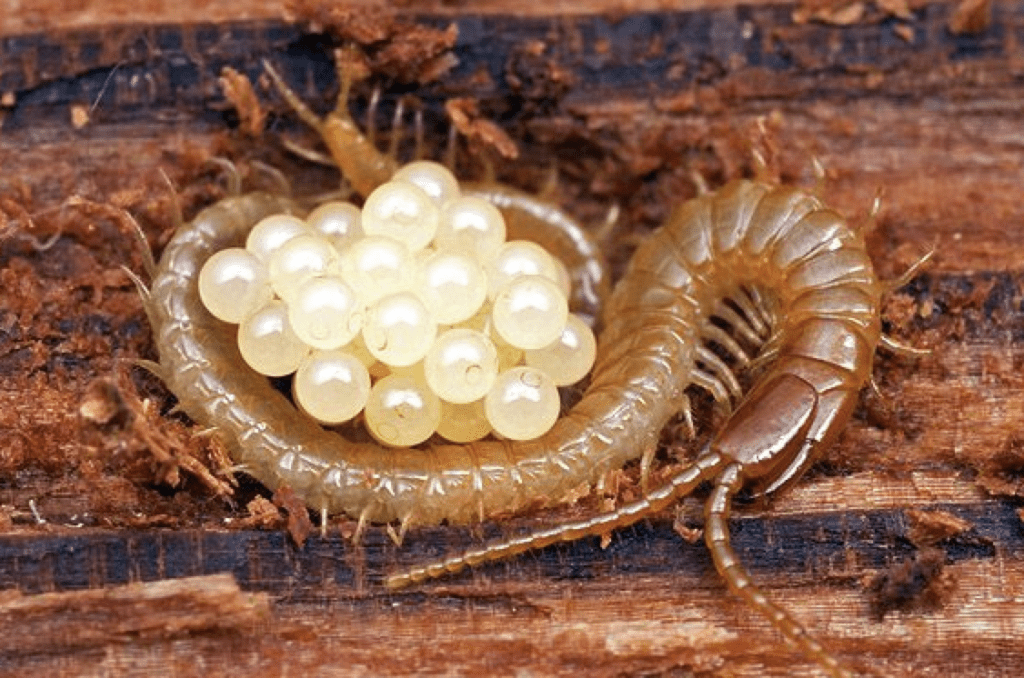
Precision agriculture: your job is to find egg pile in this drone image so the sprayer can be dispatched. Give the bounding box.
[197,161,596,447]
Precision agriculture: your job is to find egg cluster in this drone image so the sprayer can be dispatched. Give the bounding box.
[197,161,596,447]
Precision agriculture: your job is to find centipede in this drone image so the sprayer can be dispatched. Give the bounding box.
[135,48,914,677]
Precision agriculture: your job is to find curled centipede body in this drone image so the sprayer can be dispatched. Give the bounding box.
[145,56,628,533]
[389,179,885,677]
[141,51,896,676]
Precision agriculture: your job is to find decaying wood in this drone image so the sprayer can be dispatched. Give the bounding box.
[0,573,269,656]
[2,2,1024,676]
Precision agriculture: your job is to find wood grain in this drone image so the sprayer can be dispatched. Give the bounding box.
[1,2,1022,676]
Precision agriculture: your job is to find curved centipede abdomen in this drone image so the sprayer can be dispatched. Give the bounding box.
[148,65,630,531]
[149,186,675,528]
[388,179,884,678]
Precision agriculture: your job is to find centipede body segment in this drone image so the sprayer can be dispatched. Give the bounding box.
[141,51,891,677]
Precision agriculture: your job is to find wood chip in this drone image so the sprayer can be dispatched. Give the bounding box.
[0,574,269,655]
[905,508,973,546]
[948,0,991,35]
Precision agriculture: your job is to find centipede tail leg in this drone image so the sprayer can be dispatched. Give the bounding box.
[705,466,855,678]
[386,452,727,590]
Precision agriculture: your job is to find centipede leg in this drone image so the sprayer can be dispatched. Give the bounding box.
[387,98,406,160]
[158,168,184,232]
[248,160,294,197]
[712,300,764,347]
[691,368,734,410]
[353,505,373,545]
[413,108,425,160]
[700,324,752,366]
[705,464,853,678]
[386,452,726,590]
[639,442,656,493]
[204,157,244,196]
[731,288,772,339]
[882,249,934,293]
[363,88,382,152]
[878,333,930,357]
[443,123,458,171]
[695,346,743,400]
[281,139,339,167]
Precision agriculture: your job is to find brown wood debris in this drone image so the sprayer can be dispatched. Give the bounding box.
[866,547,953,619]
[0,573,269,655]
[219,67,267,138]
[3,4,1024,676]
[948,0,992,34]
[284,0,459,83]
[445,97,520,160]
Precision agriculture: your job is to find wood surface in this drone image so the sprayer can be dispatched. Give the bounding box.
[1,1,1023,676]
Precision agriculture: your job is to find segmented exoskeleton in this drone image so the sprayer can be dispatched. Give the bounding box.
[387,179,884,678]
[141,50,900,677]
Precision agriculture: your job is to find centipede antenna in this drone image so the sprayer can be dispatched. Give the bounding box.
[155,169,184,235]
[388,98,405,160]
[263,60,326,133]
[18,226,61,251]
[121,207,157,278]
[366,86,381,149]
[705,464,853,678]
[0,201,63,252]
[121,265,152,306]
[386,452,727,591]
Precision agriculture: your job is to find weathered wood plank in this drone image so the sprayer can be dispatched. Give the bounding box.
[1,2,1023,676]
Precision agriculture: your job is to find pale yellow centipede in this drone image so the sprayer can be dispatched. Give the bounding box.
[138,50,903,677]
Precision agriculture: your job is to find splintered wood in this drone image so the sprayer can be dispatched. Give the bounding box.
[2,2,1024,676]
[0,574,268,655]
